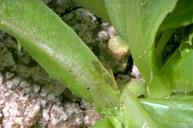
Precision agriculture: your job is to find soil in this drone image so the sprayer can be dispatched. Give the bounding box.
[0,0,138,127]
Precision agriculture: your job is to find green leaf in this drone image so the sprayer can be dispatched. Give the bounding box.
[76,0,110,22]
[0,0,120,112]
[141,96,193,128]
[155,29,175,68]
[160,0,193,30]
[104,0,178,97]
[161,49,193,92]
[161,31,193,92]
[120,79,147,97]
[93,88,159,128]
[94,93,193,128]
[93,117,121,128]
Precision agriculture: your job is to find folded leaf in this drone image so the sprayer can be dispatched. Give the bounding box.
[161,30,193,92]
[94,94,193,128]
[93,88,159,128]
[160,0,193,30]
[141,96,193,128]
[162,49,193,91]
[104,0,177,97]
[0,0,120,112]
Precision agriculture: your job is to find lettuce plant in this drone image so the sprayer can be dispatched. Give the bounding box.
[1,0,193,127]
